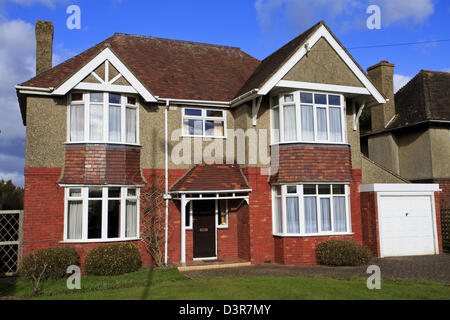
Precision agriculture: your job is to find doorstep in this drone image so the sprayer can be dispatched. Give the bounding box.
[178,260,252,272]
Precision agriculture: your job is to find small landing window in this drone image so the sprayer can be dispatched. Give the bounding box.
[182,108,226,138]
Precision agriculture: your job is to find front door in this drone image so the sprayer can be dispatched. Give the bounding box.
[193,200,216,258]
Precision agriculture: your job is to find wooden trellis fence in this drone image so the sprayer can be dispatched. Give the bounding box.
[0,210,23,275]
[442,208,450,253]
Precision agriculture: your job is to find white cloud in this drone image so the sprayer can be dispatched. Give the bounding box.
[255,0,435,36]
[442,68,450,73]
[393,73,412,93]
[0,171,24,186]
[0,0,69,8]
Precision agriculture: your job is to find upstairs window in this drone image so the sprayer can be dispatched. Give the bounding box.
[271,91,346,144]
[182,108,226,138]
[68,92,138,144]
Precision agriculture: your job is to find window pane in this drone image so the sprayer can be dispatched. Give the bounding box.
[275,196,282,233]
[89,187,102,198]
[272,107,280,143]
[333,196,347,232]
[108,200,120,238]
[126,200,137,237]
[69,188,82,197]
[320,198,331,231]
[303,184,316,195]
[127,188,136,197]
[71,92,83,102]
[90,92,103,103]
[109,105,121,142]
[329,107,343,142]
[318,184,331,194]
[286,197,299,233]
[301,105,314,141]
[67,200,82,239]
[300,92,312,103]
[184,109,202,116]
[126,107,137,143]
[287,186,297,193]
[89,104,103,141]
[218,200,227,226]
[283,105,297,141]
[205,120,224,137]
[314,94,326,104]
[88,200,102,239]
[185,203,190,227]
[109,93,121,104]
[284,94,294,103]
[206,110,223,117]
[304,197,318,233]
[108,187,121,198]
[184,119,203,135]
[271,96,279,106]
[317,107,328,140]
[275,185,281,196]
[70,104,84,141]
[127,96,136,105]
[328,95,340,106]
[332,185,345,195]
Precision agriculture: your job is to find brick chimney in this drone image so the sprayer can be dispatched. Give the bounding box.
[35,20,53,75]
[367,61,395,131]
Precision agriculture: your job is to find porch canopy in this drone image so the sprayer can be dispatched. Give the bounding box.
[170,163,251,201]
[170,163,251,264]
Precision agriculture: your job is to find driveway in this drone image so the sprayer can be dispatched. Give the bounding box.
[182,254,450,285]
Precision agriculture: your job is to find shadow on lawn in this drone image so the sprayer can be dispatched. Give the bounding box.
[140,266,154,300]
[0,276,18,299]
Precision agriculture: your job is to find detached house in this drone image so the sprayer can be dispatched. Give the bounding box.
[16,20,443,266]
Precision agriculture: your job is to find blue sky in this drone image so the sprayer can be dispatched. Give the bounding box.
[0,0,449,186]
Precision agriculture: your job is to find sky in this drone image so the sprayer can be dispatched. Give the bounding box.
[0,0,449,187]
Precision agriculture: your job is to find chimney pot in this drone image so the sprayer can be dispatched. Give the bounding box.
[35,20,53,75]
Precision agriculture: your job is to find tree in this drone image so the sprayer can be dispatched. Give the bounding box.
[0,179,24,210]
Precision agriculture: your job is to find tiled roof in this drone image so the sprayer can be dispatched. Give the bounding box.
[170,163,250,192]
[20,33,260,102]
[387,70,450,129]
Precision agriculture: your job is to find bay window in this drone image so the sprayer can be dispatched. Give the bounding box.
[272,183,350,236]
[270,91,346,144]
[182,108,226,138]
[65,186,139,242]
[68,92,139,144]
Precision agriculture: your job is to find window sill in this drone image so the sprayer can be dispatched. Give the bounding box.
[272,232,354,238]
[64,141,142,147]
[60,237,141,244]
[270,141,349,147]
[217,225,228,229]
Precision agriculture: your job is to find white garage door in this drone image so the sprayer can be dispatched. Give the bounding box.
[379,195,436,257]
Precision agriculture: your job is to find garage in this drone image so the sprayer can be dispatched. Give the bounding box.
[360,184,441,258]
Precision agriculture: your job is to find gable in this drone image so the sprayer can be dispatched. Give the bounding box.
[282,37,364,88]
[80,61,131,86]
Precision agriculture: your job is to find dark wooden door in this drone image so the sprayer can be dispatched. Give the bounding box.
[193,200,216,258]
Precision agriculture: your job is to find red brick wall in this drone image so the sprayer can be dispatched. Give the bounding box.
[59,145,145,185]
[360,192,380,256]
[272,145,352,183]
[243,167,274,264]
[236,200,250,260]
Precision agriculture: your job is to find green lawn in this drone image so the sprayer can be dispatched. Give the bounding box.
[1,267,449,300]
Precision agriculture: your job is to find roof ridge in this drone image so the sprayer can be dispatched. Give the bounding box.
[113,32,242,50]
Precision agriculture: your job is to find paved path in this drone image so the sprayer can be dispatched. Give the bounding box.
[183,254,450,284]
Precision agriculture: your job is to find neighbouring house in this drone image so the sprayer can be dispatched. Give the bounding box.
[15,20,443,267]
[361,67,450,211]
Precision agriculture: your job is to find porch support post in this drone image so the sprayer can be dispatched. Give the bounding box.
[180,194,186,265]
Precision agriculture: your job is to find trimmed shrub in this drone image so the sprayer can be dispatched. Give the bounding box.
[84,243,142,276]
[19,247,80,281]
[316,240,372,266]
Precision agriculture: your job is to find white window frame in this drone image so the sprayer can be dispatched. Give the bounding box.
[181,107,227,138]
[270,90,347,145]
[67,91,140,145]
[62,186,140,243]
[216,199,228,229]
[272,183,352,237]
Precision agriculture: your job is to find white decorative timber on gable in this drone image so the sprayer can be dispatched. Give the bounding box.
[259,25,386,104]
[52,48,157,102]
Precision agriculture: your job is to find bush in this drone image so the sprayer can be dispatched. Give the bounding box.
[19,247,80,281]
[316,240,372,266]
[84,243,142,276]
